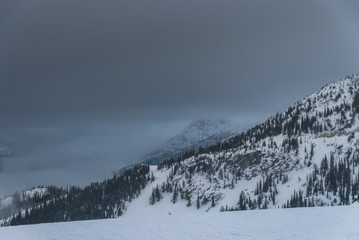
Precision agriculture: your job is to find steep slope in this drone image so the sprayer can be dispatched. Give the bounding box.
[143,119,239,164]
[132,73,359,212]
[3,73,359,226]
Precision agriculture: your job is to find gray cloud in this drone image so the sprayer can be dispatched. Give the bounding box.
[1,0,359,196]
[1,0,358,117]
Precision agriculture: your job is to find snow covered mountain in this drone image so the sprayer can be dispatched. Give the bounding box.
[0,187,49,221]
[2,73,359,226]
[145,73,359,212]
[143,119,240,164]
[142,74,359,210]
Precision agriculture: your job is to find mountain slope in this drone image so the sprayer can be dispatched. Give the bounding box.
[134,73,359,212]
[2,73,359,226]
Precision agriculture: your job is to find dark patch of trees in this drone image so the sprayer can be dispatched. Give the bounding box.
[8,165,150,226]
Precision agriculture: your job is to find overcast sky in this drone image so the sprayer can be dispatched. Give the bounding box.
[1,0,359,197]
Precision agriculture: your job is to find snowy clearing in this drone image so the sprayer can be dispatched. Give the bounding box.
[1,205,358,240]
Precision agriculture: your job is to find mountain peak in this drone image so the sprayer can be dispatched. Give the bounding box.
[174,119,236,144]
[143,119,239,164]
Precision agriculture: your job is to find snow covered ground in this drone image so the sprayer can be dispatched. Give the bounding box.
[1,204,358,240]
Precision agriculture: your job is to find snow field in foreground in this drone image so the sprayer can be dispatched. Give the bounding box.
[1,204,359,240]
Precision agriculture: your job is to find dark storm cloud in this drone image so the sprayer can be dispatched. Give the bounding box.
[1,0,358,119]
[1,0,359,196]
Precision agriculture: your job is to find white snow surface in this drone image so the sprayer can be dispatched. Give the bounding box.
[22,187,48,200]
[0,205,358,240]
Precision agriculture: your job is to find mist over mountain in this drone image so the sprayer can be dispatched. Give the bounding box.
[2,1,359,239]
[143,119,241,164]
[2,73,359,227]
[1,1,359,211]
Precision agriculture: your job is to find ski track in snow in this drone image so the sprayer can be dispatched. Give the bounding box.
[0,205,359,240]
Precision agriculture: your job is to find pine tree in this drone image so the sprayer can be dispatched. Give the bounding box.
[211,196,215,207]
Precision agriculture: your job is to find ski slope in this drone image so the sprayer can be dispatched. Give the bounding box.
[1,204,358,240]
